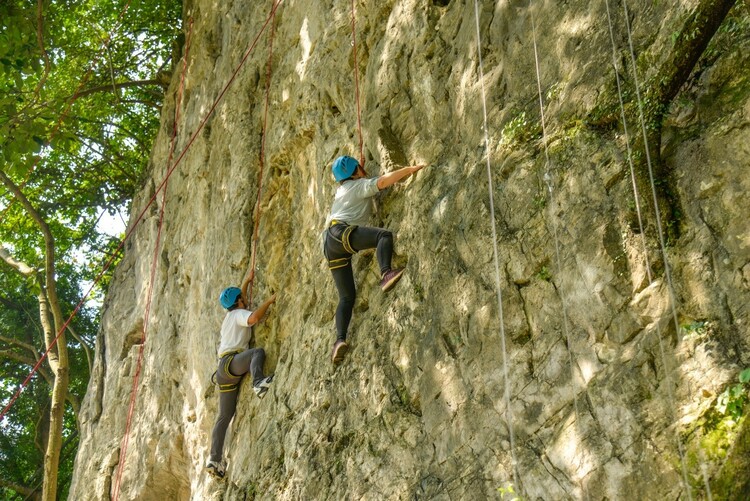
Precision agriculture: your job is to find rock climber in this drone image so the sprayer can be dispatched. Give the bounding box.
[323,155,425,365]
[206,268,276,479]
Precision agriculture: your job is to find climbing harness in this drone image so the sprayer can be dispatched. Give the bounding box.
[472,0,520,490]
[330,221,357,254]
[325,221,359,269]
[212,350,244,392]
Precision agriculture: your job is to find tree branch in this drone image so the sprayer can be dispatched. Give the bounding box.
[0,166,70,501]
[0,478,37,498]
[70,79,165,100]
[34,0,51,94]
[0,349,42,369]
[0,244,38,276]
[0,333,39,354]
[639,0,737,240]
[649,0,737,114]
[0,345,80,422]
[594,0,739,242]
[0,336,54,386]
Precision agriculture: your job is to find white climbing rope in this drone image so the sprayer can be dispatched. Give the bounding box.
[530,7,582,434]
[473,0,520,490]
[531,10,587,498]
[620,0,716,497]
[603,2,649,251]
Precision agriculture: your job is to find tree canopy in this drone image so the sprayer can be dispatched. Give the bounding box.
[0,0,182,499]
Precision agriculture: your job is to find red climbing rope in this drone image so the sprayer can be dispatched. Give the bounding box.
[0,0,133,226]
[111,14,193,501]
[350,0,365,168]
[1,1,282,428]
[247,5,278,305]
[112,0,282,493]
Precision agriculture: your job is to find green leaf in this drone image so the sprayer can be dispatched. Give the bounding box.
[740,368,750,384]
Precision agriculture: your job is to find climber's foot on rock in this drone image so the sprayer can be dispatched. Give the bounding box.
[331,340,349,365]
[380,268,405,292]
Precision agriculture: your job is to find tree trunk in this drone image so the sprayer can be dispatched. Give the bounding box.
[38,284,69,501]
[0,169,69,501]
[628,0,737,242]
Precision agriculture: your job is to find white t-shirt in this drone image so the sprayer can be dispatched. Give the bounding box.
[217,309,253,356]
[324,177,380,228]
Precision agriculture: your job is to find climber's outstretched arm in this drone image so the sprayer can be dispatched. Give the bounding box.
[376,164,425,190]
[247,294,276,326]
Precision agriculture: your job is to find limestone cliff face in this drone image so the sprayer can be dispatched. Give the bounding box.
[69,0,750,499]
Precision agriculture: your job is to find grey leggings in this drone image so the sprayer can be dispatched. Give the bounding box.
[209,348,265,462]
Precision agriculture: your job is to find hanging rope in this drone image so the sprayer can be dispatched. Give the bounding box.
[531,11,587,497]
[472,0,520,490]
[111,16,193,501]
[602,1,693,494]
[247,5,279,306]
[1,1,282,425]
[350,0,365,168]
[0,0,134,226]
[603,6,648,246]
[613,1,709,497]
[531,13,579,408]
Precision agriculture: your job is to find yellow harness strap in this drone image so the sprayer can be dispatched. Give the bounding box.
[328,257,351,270]
[341,225,356,254]
[211,350,243,391]
[327,221,358,269]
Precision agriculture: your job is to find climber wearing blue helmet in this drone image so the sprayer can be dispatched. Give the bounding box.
[207,268,276,479]
[323,154,425,365]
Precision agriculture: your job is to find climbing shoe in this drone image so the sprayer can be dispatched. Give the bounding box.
[331,340,349,365]
[380,268,405,292]
[253,375,274,399]
[206,460,226,479]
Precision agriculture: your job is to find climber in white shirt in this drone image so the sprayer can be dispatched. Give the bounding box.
[206,268,276,479]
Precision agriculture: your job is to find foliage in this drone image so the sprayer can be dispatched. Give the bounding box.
[0,251,96,499]
[499,111,541,147]
[683,368,750,496]
[716,368,750,421]
[681,320,709,341]
[1,0,182,498]
[536,265,551,282]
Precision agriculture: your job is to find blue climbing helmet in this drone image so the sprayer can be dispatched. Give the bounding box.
[331,155,359,182]
[219,287,242,309]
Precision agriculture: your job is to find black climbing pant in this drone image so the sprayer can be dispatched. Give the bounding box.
[324,223,394,342]
[209,348,265,462]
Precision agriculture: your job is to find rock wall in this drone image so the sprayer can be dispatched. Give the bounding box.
[69,0,750,499]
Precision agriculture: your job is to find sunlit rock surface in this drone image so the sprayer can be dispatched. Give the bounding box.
[69,1,750,499]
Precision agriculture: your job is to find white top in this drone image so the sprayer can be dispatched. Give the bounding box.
[217,309,253,356]
[324,177,380,228]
